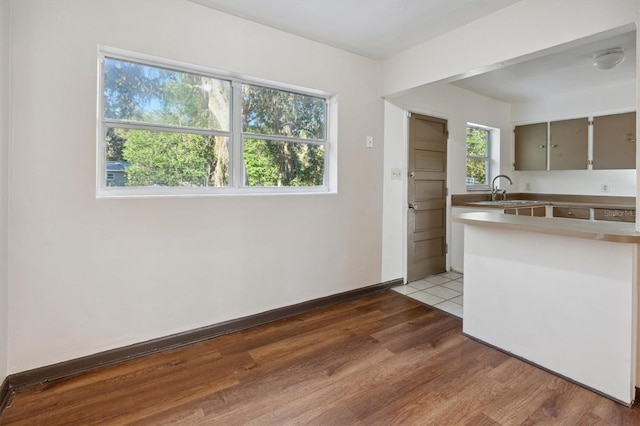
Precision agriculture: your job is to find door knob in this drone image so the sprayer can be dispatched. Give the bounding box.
[409,202,418,209]
[409,171,415,178]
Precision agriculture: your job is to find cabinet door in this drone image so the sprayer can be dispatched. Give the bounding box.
[515,123,547,170]
[552,206,590,220]
[593,112,636,170]
[532,206,546,217]
[549,118,588,170]
[593,208,635,223]
[517,208,533,216]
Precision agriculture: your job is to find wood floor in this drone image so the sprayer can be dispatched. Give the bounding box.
[2,291,640,425]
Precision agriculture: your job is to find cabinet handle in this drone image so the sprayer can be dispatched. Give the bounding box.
[568,211,574,215]
[539,145,545,149]
[551,144,558,148]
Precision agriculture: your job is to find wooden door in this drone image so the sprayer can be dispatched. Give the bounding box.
[407,113,447,282]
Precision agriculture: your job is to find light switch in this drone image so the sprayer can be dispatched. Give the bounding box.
[391,168,402,180]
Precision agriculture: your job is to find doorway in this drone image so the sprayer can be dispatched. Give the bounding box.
[407,113,447,282]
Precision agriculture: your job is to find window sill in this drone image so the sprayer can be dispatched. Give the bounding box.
[466,186,490,192]
[97,186,335,199]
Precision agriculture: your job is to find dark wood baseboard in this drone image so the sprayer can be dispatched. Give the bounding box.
[0,377,10,415]
[0,278,401,413]
[635,387,639,405]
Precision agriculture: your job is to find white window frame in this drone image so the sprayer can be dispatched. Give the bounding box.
[465,124,492,191]
[96,46,334,198]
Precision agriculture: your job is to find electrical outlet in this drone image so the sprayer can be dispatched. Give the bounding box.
[366,136,373,148]
[524,182,531,191]
[601,183,610,193]
[391,168,402,180]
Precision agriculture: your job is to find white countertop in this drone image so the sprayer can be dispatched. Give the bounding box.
[454,211,640,244]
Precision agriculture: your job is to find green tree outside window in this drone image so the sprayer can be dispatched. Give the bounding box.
[466,127,490,186]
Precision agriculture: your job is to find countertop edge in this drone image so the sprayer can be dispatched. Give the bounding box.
[453,201,635,210]
[453,211,640,244]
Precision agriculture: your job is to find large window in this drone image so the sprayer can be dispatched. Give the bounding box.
[98,47,330,196]
[466,125,491,189]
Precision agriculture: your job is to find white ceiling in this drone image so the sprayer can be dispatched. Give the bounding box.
[188,0,636,102]
[188,0,523,60]
[450,30,637,103]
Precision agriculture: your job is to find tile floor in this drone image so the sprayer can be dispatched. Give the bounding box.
[392,271,464,319]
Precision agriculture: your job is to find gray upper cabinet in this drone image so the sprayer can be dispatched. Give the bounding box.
[549,118,588,170]
[514,123,547,170]
[593,112,636,170]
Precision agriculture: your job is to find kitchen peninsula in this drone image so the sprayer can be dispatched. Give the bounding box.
[454,211,639,404]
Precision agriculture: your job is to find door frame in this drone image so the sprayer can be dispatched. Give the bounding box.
[402,107,451,283]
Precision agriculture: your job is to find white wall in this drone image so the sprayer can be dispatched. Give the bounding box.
[381,85,511,279]
[463,224,636,403]
[390,84,513,195]
[0,0,10,384]
[7,0,384,373]
[513,81,636,196]
[381,102,406,282]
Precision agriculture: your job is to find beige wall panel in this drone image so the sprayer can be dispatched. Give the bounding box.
[414,237,444,262]
[414,209,444,233]
[415,181,444,201]
[415,150,445,172]
[415,119,445,141]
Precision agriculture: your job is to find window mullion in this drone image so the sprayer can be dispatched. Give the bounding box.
[97,56,107,195]
[240,132,325,145]
[103,120,230,138]
[231,81,244,188]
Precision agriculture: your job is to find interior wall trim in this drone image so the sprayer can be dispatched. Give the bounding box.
[0,278,402,414]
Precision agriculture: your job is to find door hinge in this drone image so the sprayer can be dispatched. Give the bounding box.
[587,159,593,166]
[445,243,449,254]
[445,187,449,196]
[588,120,594,126]
[406,111,412,118]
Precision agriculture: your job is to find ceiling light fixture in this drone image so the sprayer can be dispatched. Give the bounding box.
[592,47,625,70]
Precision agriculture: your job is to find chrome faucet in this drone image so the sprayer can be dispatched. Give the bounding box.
[491,174,513,201]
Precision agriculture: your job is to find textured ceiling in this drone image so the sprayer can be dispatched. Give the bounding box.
[450,29,636,103]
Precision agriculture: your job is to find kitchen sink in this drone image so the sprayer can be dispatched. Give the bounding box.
[469,200,539,206]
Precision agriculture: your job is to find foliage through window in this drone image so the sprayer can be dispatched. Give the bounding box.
[99,48,329,195]
[466,126,490,188]
[242,84,326,187]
